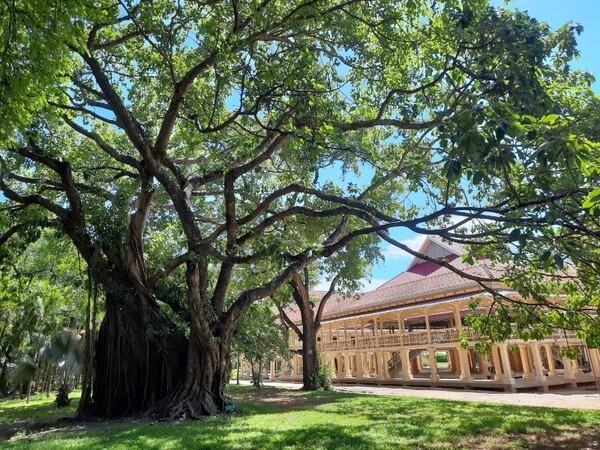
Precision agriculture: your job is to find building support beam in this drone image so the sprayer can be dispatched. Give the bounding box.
[499,344,516,392]
[519,345,533,380]
[457,347,472,382]
[491,346,502,381]
[544,344,557,376]
[428,346,439,384]
[477,353,490,376]
[400,348,412,381]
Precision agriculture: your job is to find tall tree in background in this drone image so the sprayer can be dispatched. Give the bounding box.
[279,235,380,390]
[0,0,591,417]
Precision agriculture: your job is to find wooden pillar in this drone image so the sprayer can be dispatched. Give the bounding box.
[454,306,462,329]
[519,345,533,380]
[344,353,352,378]
[530,343,548,385]
[383,351,391,379]
[499,344,516,391]
[449,349,460,375]
[399,348,412,380]
[572,347,583,375]
[588,348,600,379]
[428,346,439,383]
[544,344,557,376]
[376,351,385,380]
[355,352,364,379]
[396,313,404,346]
[336,353,343,378]
[477,353,490,376]
[457,347,472,382]
[491,346,502,381]
[424,309,431,344]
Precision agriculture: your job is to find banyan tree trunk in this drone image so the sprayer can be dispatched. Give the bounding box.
[164,327,231,418]
[85,283,187,418]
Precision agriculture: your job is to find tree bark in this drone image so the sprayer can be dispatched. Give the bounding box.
[161,260,232,418]
[0,359,9,397]
[163,326,231,418]
[289,273,324,390]
[301,322,321,390]
[83,274,187,418]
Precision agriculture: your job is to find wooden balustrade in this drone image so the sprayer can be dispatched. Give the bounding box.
[309,327,576,353]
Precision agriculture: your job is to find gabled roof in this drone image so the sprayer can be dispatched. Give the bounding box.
[406,236,467,270]
[284,236,504,324]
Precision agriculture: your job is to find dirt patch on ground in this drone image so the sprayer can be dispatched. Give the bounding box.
[260,381,600,411]
[455,426,600,450]
[229,385,343,411]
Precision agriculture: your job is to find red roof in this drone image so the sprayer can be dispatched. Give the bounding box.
[284,254,503,323]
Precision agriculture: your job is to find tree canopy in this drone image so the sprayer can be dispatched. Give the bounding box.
[0,0,597,417]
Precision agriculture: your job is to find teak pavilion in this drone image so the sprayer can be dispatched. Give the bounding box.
[271,237,600,392]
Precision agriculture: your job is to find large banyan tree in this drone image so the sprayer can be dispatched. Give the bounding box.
[0,0,595,417]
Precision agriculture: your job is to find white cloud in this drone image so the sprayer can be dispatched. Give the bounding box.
[357,278,387,292]
[313,277,387,293]
[446,215,495,233]
[381,235,426,260]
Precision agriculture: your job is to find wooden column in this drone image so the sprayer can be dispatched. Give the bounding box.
[477,353,490,376]
[588,348,600,379]
[454,306,462,329]
[530,343,548,385]
[396,313,404,346]
[428,346,439,383]
[491,346,502,381]
[356,352,364,379]
[457,347,472,382]
[544,344,557,376]
[400,348,412,380]
[499,344,516,391]
[519,345,533,380]
[572,347,583,375]
[336,353,343,379]
[376,351,385,380]
[424,309,431,344]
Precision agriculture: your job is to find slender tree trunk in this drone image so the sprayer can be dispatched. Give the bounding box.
[301,322,321,390]
[77,274,98,418]
[0,359,9,397]
[35,361,43,394]
[289,274,323,390]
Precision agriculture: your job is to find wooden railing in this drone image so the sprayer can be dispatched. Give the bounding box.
[310,327,576,353]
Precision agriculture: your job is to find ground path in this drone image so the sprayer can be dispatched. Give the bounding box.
[259,380,600,410]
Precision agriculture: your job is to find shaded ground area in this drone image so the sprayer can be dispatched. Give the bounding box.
[1,386,599,449]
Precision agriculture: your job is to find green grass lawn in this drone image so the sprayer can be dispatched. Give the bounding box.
[1,386,599,449]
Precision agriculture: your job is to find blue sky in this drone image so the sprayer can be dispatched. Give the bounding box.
[339,0,600,291]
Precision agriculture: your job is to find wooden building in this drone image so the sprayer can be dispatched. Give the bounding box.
[272,237,600,392]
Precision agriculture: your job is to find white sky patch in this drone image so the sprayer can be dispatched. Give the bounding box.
[381,235,426,260]
[446,214,495,233]
[357,278,387,292]
[313,277,387,293]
